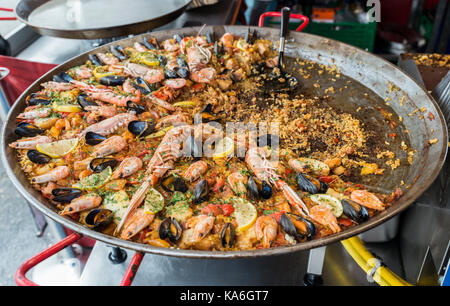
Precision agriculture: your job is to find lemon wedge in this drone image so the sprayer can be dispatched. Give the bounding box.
[73,166,112,190]
[231,197,257,232]
[173,101,197,108]
[53,104,82,113]
[309,194,343,217]
[36,138,78,158]
[143,188,165,214]
[236,39,249,52]
[213,137,234,160]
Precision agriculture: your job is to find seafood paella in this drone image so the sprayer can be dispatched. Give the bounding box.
[9,30,405,251]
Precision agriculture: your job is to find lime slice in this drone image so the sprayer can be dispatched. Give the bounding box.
[73,166,112,190]
[53,104,82,113]
[231,197,257,232]
[36,138,79,158]
[309,194,343,217]
[213,137,234,160]
[143,188,165,214]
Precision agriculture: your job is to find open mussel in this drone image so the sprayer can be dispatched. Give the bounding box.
[177,67,190,79]
[199,103,215,121]
[296,173,328,194]
[176,57,188,68]
[341,199,369,223]
[128,120,155,138]
[256,134,279,149]
[157,54,167,66]
[15,122,44,137]
[89,157,118,173]
[193,179,209,203]
[245,28,257,44]
[53,72,73,83]
[131,77,154,95]
[27,150,51,164]
[280,213,316,241]
[161,174,188,193]
[158,217,182,243]
[88,54,104,66]
[221,222,235,248]
[85,131,106,145]
[214,41,224,56]
[99,75,125,86]
[206,32,215,44]
[173,34,183,43]
[247,176,272,200]
[52,187,82,203]
[126,101,145,114]
[77,94,98,111]
[143,37,159,50]
[84,208,113,229]
[165,68,178,79]
[26,93,51,106]
[261,181,272,199]
[110,45,127,61]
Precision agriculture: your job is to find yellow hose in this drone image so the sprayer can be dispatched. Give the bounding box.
[341,236,412,286]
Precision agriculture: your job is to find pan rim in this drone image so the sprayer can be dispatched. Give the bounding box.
[1,26,447,259]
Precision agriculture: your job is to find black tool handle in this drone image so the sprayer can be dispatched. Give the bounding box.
[278,7,291,68]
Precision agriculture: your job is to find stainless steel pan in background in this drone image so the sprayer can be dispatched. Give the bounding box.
[1,26,447,259]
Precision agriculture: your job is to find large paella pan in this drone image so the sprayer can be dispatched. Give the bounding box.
[1,25,447,259]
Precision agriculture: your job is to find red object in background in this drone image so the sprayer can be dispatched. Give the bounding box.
[379,0,413,27]
[0,55,56,105]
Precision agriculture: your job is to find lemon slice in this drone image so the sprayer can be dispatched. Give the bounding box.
[73,166,112,190]
[213,137,234,160]
[236,39,249,51]
[36,138,79,158]
[143,188,165,214]
[231,197,257,232]
[53,104,82,113]
[173,101,197,107]
[309,194,343,217]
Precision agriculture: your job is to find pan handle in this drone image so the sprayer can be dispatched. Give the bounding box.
[258,11,309,32]
[15,232,83,286]
[120,252,144,286]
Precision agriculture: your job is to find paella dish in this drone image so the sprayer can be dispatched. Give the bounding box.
[9,31,405,251]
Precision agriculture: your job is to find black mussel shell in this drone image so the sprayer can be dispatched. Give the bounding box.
[341,199,369,223]
[282,213,316,241]
[53,72,73,83]
[184,135,201,159]
[126,101,145,115]
[319,181,328,193]
[143,37,159,50]
[89,157,118,173]
[110,45,127,61]
[176,57,188,68]
[245,28,257,44]
[194,179,209,203]
[296,173,318,194]
[199,103,215,121]
[77,94,98,111]
[247,176,260,200]
[165,68,179,79]
[127,120,155,138]
[27,150,51,164]
[99,75,125,86]
[26,94,51,106]
[159,217,182,243]
[206,32,215,44]
[173,34,183,43]
[132,77,153,95]
[15,122,44,137]
[52,187,82,203]
[260,181,272,199]
[287,75,299,88]
[221,223,235,248]
[84,209,113,229]
[214,41,223,55]
[257,134,279,149]
[161,175,188,193]
[88,54,104,66]
[157,54,167,66]
[177,67,190,79]
[85,131,106,145]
